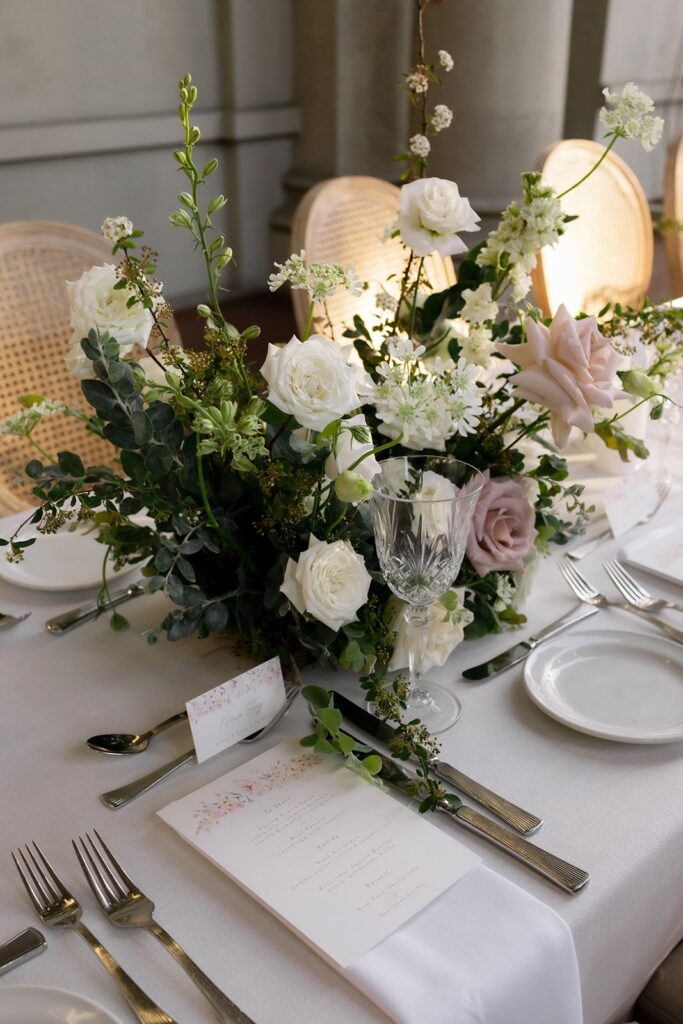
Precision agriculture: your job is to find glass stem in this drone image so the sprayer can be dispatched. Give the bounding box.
[405,604,431,707]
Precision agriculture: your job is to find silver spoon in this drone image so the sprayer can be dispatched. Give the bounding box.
[86,711,188,755]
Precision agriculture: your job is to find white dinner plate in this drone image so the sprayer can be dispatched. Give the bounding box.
[619,521,683,588]
[524,629,683,743]
[0,984,124,1023]
[0,523,137,591]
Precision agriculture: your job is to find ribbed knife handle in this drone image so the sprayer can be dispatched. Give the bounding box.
[101,749,195,809]
[435,761,542,835]
[448,804,590,894]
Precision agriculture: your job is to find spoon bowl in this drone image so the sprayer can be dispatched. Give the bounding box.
[86,711,189,755]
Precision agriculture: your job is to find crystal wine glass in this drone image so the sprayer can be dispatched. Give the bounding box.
[370,456,484,732]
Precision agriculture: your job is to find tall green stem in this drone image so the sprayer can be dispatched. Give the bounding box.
[303,300,315,341]
[195,438,256,571]
[557,136,616,199]
[409,258,425,337]
[27,436,56,465]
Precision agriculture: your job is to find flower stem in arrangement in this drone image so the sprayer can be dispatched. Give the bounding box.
[195,439,256,572]
[302,300,315,341]
[26,437,56,465]
[409,257,425,337]
[556,136,616,200]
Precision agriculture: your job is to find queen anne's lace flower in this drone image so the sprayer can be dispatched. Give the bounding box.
[438,50,454,72]
[0,400,67,437]
[101,216,133,243]
[431,104,453,133]
[410,133,431,158]
[268,251,362,301]
[599,82,663,152]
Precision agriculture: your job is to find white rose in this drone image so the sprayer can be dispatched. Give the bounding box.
[388,589,473,673]
[414,469,458,538]
[260,334,364,431]
[325,414,380,482]
[66,264,154,350]
[398,178,480,257]
[280,535,372,632]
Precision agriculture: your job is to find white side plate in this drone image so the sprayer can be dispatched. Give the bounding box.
[0,524,136,591]
[0,984,124,1023]
[524,629,683,743]
[619,521,683,588]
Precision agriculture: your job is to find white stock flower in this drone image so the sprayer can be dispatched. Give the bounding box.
[66,264,153,352]
[599,82,663,152]
[460,283,498,324]
[260,334,364,431]
[510,265,532,302]
[388,589,472,673]
[431,104,453,132]
[280,535,372,632]
[406,69,429,94]
[477,173,564,276]
[101,216,133,243]
[438,50,454,72]
[459,324,496,368]
[325,414,380,482]
[410,133,431,158]
[398,178,480,257]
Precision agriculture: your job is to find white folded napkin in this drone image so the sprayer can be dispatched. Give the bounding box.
[344,865,582,1024]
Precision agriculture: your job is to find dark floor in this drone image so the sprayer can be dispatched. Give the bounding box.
[174,234,674,366]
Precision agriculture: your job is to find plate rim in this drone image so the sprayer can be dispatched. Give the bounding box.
[0,526,137,592]
[0,982,124,1023]
[523,628,683,744]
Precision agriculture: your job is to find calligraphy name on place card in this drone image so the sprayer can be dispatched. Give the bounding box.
[158,739,480,967]
[186,657,287,763]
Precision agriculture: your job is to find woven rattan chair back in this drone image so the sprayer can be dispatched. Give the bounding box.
[290,176,456,339]
[531,140,653,317]
[664,133,683,297]
[0,220,181,513]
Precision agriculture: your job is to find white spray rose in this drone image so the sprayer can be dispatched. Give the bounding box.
[261,334,365,431]
[325,414,380,482]
[388,589,473,673]
[398,178,480,257]
[280,535,372,632]
[66,264,154,351]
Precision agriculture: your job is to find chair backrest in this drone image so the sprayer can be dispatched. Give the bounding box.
[0,220,182,513]
[531,140,653,317]
[664,132,683,297]
[290,176,456,339]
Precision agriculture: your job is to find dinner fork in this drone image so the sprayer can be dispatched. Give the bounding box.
[74,831,254,1024]
[566,477,671,561]
[0,611,30,631]
[12,841,177,1024]
[559,558,683,645]
[603,559,683,614]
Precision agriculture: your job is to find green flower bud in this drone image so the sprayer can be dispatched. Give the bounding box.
[196,304,212,318]
[202,158,219,177]
[177,192,196,210]
[617,369,659,400]
[334,470,374,504]
[208,194,227,215]
[189,126,201,145]
[169,209,192,229]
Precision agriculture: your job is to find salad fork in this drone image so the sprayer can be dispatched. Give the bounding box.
[566,477,671,561]
[603,559,683,614]
[73,830,254,1024]
[559,558,683,645]
[12,841,177,1024]
[0,611,30,631]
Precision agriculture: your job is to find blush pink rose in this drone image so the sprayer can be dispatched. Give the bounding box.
[466,471,537,576]
[497,304,626,448]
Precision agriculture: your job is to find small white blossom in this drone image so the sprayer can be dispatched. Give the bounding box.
[438,50,454,72]
[268,250,363,301]
[410,133,431,158]
[599,82,663,152]
[460,283,498,324]
[477,173,564,280]
[459,325,495,368]
[510,264,532,302]
[406,69,429,94]
[0,400,67,437]
[387,336,426,362]
[431,104,453,133]
[101,216,133,243]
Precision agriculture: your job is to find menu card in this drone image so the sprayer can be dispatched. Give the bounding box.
[602,471,661,538]
[158,739,479,967]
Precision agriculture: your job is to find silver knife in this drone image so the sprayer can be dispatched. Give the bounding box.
[0,927,47,975]
[45,582,145,634]
[353,741,590,894]
[461,604,599,681]
[331,691,542,834]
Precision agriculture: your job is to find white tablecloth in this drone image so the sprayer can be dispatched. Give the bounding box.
[1,472,682,1023]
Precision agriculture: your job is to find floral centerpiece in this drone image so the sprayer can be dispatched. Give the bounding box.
[2,7,682,804]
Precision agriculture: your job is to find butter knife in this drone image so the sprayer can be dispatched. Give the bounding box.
[45,582,145,634]
[0,927,47,975]
[461,604,599,680]
[357,743,590,894]
[331,691,542,834]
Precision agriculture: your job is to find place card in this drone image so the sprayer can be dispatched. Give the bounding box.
[158,739,479,967]
[186,657,287,763]
[601,471,661,538]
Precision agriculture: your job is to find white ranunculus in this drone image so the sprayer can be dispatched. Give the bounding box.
[414,469,457,538]
[280,535,372,632]
[398,178,480,257]
[325,414,380,482]
[388,589,473,673]
[66,264,154,351]
[260,334,365,431]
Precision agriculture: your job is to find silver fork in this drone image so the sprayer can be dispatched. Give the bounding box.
[603,559,683,614]
[566,477,671,561]
[0,611,30,631]
[559,558,683,645]
[12,841,177,1024]
[74,831,253,1024]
